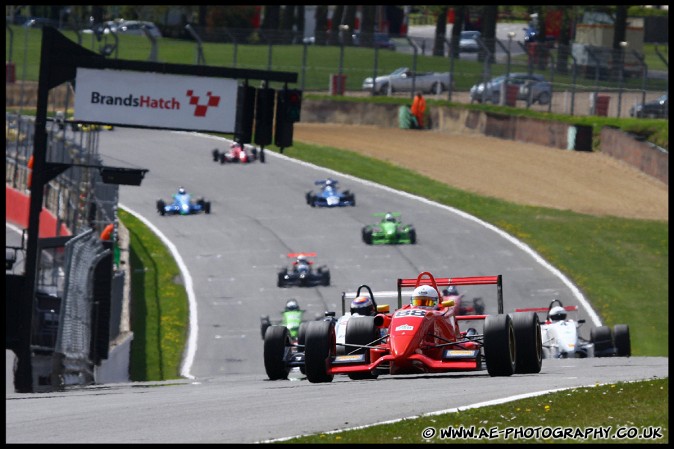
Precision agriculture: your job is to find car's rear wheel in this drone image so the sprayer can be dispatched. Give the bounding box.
[409,228,417,244]
[277,272,286,288]
[613,324,631,357]
[509,312,542,374]
[321,270,330,286]
[378,83,389,96]
[472,297,485,315]
[483,314,516,376]
[156,200,165,216]
[304,320,335,383]
[263,326,292,380]
[591,325,614,356]
[345,316,379,380]
[211,149,220,162]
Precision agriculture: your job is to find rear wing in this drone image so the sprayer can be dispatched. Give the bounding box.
[287,252,317,258]
[516,305,578,315]
[397,271,503,314]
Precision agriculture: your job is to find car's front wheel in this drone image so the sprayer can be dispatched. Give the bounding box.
[304,320,335,383]
[263,325,292,380]
[483,314,516,376]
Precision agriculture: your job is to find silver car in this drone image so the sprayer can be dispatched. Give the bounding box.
[459,31,481,53]
[470,73,552,105]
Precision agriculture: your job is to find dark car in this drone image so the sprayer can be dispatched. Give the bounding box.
[352,32,396,50]
[629,94,668,119]
[277,252,330,287]
[470,73,552,105]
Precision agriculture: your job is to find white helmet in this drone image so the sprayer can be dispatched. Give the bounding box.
[411,285,438,307]
[549,306,567,322]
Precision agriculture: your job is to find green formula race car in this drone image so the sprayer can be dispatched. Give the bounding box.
[362,212,416,245]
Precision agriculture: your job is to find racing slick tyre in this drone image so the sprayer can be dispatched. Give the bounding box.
[260,316,271,339]
[509,312,542,374]
[483,314,516,376]
[591,325,614,356]
[613,324,631,357]
[362,228,373,245]
[304,320,336,383]
[204,201,211,214]
[156,200,166,216]
[473,297,485,315]
[263,325,292,380]
[298,322,308,374]
[305,192,312,205]
[345,316,379,380]
[409,228,417,244]
[277,272,286,288]
[259,149,265,163]
[321,270,331,286]
[219,153,227,164]
[211,149,220,162]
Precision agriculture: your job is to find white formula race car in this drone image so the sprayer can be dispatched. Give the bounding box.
[516,299,630,359]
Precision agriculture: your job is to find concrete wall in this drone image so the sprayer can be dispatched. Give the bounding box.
[600,127,668,185]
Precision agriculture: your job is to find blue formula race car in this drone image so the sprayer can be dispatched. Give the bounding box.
[305,178,356,207]
[156,186,211,216]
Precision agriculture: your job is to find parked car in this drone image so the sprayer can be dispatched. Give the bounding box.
[629,93,668,119]
[352,32,396,50]
[459,30,481,53]
[362,67,452,96]
[470,73,552,105]
[115,20,162,38]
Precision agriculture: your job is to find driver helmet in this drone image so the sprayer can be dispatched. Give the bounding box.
[443,285,459,297]
[296,255,308,264]
[384,213,396,222]
[411,285,438,307]
[548,306,567,322]
[350,296,375,316]
[178,187,186,195]
[285,299,300,311]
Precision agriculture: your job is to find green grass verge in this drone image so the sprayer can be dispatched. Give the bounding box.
[118,209,188,381]
[280,378,668,444]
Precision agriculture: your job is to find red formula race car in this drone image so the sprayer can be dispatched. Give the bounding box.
[302,271,542,382]
[211,142,263,164]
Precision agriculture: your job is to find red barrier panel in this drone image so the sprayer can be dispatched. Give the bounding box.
[5,186,71,237]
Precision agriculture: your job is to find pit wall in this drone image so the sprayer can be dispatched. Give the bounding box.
[301,99,668,185]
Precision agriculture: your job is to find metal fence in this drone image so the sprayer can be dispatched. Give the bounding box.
[5,26,668,119]
[6,112,125,390]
